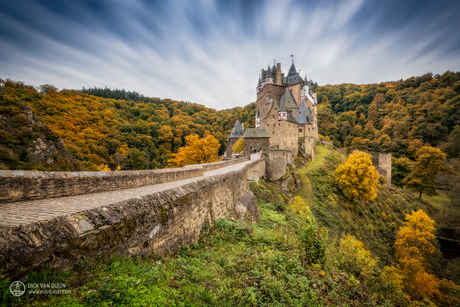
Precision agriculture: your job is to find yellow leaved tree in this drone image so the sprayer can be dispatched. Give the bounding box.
[232,137,244,153]
[394,209,460,304]
[334,150,379,202]
[168,132,221,167]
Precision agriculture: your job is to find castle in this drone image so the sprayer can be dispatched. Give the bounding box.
[226,60,319,178]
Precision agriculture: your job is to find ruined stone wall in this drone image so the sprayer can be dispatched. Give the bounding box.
[267,149,292,180]
[0,158,250,203]
[0,159,266,280]
[379,153,392,187]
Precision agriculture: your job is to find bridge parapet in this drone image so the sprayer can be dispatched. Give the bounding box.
[0,157,252,204]
[0,158,265,280]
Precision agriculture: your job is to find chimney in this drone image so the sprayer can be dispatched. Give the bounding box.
[276,63,282,85]
[261,69,264,80]
[241,123,245,131]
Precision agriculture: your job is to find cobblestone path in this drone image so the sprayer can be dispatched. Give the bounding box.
[0,155,260,227]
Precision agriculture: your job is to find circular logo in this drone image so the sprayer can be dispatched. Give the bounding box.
[10,281,26,297]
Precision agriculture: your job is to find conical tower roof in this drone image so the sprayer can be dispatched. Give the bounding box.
[280,88,299,110]
[295,100,312,124]
[288,62,297,76]
[227,119,244,139]
[286,62,301,85]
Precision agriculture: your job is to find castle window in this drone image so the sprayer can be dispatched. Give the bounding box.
[278,123,280,126]
[299,129,302,132]
[272,115,275,119]
[267,124,269,127]
[308,128,310,132]
[272,131,275,134]
[273,123,276,127]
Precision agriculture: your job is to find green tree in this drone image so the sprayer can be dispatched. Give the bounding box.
[404,146,454,200]
[335,150,379,202]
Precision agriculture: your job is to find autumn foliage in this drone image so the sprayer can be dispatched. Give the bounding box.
[167,133,220,167]
[231,137,244,153]
[315,71,460,158]
[0,79,255,171]
[334,150,379,202]
[394,209,460,304]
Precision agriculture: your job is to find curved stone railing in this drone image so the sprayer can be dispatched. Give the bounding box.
[0,166,204,203]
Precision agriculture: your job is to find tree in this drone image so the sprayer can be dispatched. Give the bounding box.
[168,132,220,167]
[436,159,460,206]
[395,209,436,264]
[335,150,379,202]
[392,157,413,188]
[404,146,454,200]
[232,137,244,153]
[392,209,459,302]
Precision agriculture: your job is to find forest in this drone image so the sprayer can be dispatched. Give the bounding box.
[0,80,255,171]
[315,71,460,159]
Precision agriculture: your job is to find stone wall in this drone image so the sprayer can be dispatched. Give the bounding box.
[0,159,265,280]
[0,167,203,203]
[243,138,270,160]
[200,156,249,171]
[267,149,292,180]
[256,83,286,121]
[0,158,250,203]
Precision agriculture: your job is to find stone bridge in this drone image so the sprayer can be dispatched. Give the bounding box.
[0,154,265,280]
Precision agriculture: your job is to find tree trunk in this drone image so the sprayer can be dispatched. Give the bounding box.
[418,190,423,201]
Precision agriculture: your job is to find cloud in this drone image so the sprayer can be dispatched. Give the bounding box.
[1,0,460,110]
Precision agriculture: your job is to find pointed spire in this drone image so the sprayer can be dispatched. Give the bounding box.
[288,62,297,76]
[228,119,244,139]
[295,100,312,124]
[267,64,272,77]
[257,77,261,87]
[279,95,287,112]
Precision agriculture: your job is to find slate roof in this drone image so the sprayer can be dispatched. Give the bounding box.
[286,63,301,85]
[280,88,299,110]
[227,119,244,139]
[295,100,312,125]
[243,128,270,139]
[279,97,299,124]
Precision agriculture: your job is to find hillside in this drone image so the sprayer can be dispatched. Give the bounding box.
[315,71,460,159]
[2,71,459,172]
[3,144,459,307]
[0,79,255,171]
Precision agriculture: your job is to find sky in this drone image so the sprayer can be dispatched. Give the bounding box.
[1,0,460,110]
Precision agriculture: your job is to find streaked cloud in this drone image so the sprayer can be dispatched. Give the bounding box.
[1,0,459,109]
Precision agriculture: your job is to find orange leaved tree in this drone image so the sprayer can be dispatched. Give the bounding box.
[168,132,220,167]
[334,150,379,202]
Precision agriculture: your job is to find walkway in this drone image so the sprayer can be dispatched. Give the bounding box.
[0,155,260,227]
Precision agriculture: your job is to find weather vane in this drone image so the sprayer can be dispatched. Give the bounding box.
[290,54,294,63]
